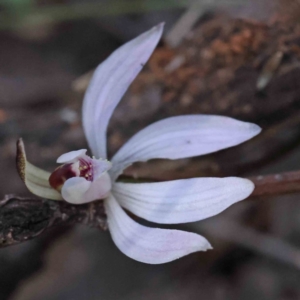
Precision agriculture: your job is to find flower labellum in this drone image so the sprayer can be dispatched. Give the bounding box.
[49,150,112,204]
[18,23,262,264]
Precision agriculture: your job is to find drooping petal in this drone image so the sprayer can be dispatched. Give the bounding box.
[16,138,63,200]
[104,194,211,264]
[62,172,111,204]
[113,177,254,224]
[57,149,87,163]
[82,24,164,159]
[110,115,261,180]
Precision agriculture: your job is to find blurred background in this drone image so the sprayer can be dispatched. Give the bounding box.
[2,0,300,299]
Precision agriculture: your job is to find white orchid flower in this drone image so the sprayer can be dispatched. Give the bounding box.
[18,23,261,264]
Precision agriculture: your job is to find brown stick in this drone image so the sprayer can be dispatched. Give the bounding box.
[248,170,300,197]
[1,169,300,249]
[0,195,106,248]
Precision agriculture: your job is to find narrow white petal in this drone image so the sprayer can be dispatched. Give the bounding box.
[110,115,261,179]
[62,173,111,204]
[105,194,211,264]
[82,24,164,159]
[57,149,87,163]
[113,177,254,224]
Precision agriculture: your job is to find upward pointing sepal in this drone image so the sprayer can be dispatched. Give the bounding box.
[16,138,63,200]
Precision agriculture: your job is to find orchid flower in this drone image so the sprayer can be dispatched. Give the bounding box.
[18,24,261,264]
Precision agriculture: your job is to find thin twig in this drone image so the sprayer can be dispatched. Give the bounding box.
[197,218,300,269]
[248,171,300,197]
[0,195,106,248]
[1,168,300,249]
[165,1,205,48]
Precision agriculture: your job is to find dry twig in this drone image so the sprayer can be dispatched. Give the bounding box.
[0,195,106,248]
[197,218,300,269]
[1,169,300,248]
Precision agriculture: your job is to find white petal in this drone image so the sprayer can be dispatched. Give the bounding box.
[82,24,164,159]
[57,149,87,163]
[113,177,254,224]
[84,172,112,202]
[105,194,211,264]
[62,172,112,204]
[110,115,261,179]
[61,177,90,203]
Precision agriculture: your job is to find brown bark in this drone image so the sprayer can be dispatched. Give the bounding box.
[1,169,300,249]
[249,171,300,197]
[0,195,106,248]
